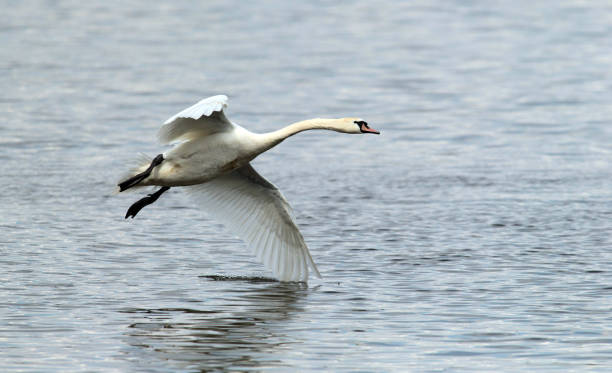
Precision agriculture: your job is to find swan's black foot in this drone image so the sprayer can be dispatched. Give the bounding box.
[125,186,170,219]
[118,154,164,192]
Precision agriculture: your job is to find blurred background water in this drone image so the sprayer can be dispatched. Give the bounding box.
[2,0,612,371]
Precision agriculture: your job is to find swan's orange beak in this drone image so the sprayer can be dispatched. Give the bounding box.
[355,120,380,134]
[362,126,380,134]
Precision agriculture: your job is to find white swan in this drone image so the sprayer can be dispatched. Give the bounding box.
[117,95,379,282]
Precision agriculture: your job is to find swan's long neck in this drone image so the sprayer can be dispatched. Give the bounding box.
[257,118,346,151]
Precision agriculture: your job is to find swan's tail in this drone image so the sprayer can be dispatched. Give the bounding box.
[114,153,153,194]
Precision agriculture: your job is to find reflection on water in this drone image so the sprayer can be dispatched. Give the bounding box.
[121,280,310,371]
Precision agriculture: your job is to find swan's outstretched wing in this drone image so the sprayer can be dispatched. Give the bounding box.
[158,95,233,144]
[186,164,322,282]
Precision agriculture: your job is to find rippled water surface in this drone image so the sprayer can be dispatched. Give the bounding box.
[2,1,612,371]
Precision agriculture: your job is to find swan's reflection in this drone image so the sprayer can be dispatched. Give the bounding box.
[121,278,311,371]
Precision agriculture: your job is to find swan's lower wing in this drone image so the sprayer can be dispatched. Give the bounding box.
[158,95,233,144]
[185,164,322,282]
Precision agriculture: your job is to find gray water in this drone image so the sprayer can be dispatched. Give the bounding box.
[2,0,612,371]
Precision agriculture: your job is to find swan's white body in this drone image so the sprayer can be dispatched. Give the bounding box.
[119,95,378,282]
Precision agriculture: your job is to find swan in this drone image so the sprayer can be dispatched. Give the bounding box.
[117,95,379,282]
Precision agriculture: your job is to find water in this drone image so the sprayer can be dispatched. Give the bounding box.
[2,0,612,371]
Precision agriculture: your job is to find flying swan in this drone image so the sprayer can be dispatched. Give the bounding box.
[117,95,380,282]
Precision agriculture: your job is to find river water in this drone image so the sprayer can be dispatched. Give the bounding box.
[2,1,612,371]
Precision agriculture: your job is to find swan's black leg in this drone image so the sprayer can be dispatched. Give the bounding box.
[125,186,170,219]
[118,154,164,192]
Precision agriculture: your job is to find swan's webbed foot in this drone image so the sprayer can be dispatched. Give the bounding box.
[125,186,170,219]
[118,154,164,192]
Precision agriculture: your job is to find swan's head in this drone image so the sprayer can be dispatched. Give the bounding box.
[332,118,380,134]
[353,120,380,135]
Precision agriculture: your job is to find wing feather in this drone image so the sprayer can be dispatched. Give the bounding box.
[158,95,233,144]
[292,247,300,280]
[186,163,322,282]
[260,231,272,263]
[262,231,274,269]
